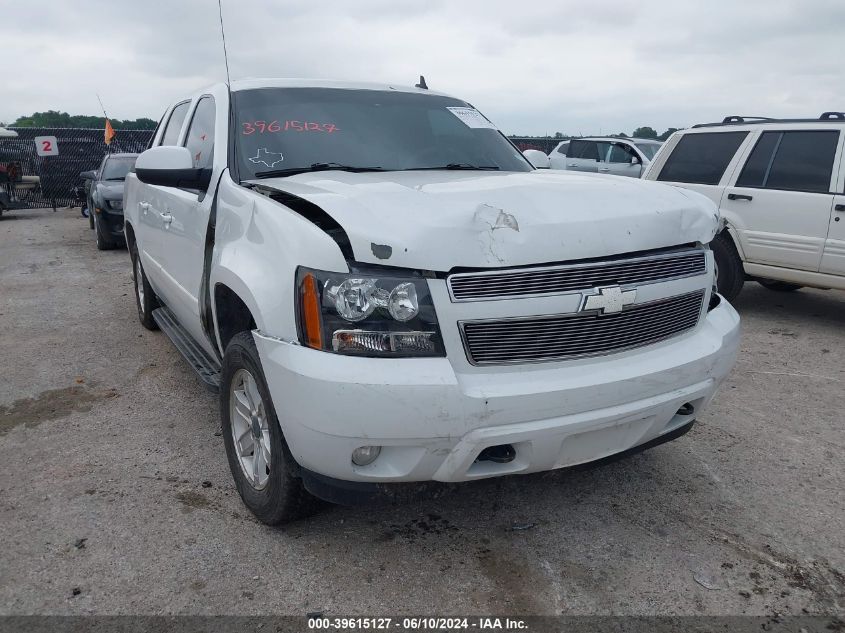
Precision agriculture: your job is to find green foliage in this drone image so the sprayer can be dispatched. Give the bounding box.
[11,110,157,130]
[631,126,658,139]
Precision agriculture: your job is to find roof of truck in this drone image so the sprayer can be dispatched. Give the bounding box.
[229,77,453,98]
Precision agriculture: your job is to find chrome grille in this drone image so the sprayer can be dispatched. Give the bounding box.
[448,248,706,302]
[460,290,705,365]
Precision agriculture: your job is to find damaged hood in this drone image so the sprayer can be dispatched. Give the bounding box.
[252,170,719,271]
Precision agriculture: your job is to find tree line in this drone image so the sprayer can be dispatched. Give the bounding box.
[4,111,157,130]
[544,126,681,141]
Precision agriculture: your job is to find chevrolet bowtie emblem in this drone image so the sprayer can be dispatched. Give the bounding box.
[581,285,637,315]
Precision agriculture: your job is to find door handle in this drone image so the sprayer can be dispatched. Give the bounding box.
[598,167,610,172]
[568,163,578,167]
[835,204,845,211]
[160,211,173,224]
[728,193,753,201]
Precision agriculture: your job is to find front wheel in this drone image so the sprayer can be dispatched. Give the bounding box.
[94,215,114,251]
[758,279,803,292]
[220,332,319,525]
[131,244,159,330]
[711,232,744,302]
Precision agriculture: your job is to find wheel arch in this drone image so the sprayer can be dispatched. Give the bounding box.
[716,213,748,261]
[212,271,263,354]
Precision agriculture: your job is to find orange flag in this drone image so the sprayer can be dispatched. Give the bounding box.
[104,119,116,145]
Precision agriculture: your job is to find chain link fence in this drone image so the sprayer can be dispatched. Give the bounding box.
[1,128,562,210]
[1,128,155,209]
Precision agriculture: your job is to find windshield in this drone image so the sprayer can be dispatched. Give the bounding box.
[634,142,662,160]
[232,88,531,179]
[101,157,136,180]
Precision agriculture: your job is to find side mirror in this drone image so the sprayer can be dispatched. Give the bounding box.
[135,146,211,190]
[630,156,642,165]
[80,170,97,180]
[523,149,551,169]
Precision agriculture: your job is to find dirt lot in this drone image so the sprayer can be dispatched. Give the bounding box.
[0,207,843,616]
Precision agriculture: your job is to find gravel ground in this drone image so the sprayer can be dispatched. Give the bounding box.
[0,207,843,616]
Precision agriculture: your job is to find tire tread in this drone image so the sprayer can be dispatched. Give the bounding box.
[712,232,744,302]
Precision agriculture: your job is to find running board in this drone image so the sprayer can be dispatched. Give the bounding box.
[152,306,221,393]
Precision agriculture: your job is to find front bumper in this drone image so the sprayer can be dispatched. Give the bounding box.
[96,205,125,239]
[254,299,740,484]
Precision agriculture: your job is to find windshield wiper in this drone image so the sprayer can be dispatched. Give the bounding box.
[105,177,125,181]
[407,163,500,171]
[253,162,385,179]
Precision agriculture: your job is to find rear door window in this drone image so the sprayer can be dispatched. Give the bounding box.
[657,131,748,185]
[567,139,600,161]
[159,102,190,146]
[736,130,838,193]
[556,142,569,155]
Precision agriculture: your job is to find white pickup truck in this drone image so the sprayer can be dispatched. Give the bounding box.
[125,78,740,524]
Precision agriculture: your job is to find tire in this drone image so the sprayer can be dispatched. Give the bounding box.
[87,209,94,228]
[130,243,159,330]
[220,331,319,525]
[758,279,803,292]
[711,232,744,302]
[94,215,114,251]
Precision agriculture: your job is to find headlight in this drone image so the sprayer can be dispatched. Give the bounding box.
[296,266,445,357]
[107,199,123,210]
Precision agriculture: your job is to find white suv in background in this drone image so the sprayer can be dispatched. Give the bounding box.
[549,137,663,178]
[643,114,845,300]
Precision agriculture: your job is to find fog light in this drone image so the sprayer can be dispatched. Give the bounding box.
[351,445,381,466]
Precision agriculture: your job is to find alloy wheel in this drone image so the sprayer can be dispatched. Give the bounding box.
[229,368,271,490]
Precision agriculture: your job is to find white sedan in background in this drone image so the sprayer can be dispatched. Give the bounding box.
[548,137,663,178]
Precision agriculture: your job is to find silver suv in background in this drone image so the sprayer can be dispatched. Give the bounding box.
[549,137,662,178]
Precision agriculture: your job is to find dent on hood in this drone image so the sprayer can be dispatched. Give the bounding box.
[675,187,720,242]
[473,203,523,265]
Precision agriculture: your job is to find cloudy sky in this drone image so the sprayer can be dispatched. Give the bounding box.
[2,0,842,135]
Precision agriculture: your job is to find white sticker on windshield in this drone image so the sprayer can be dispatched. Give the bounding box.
[446,107,497,129]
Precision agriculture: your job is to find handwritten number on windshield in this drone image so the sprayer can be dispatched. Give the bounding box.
[242,121,340,135]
